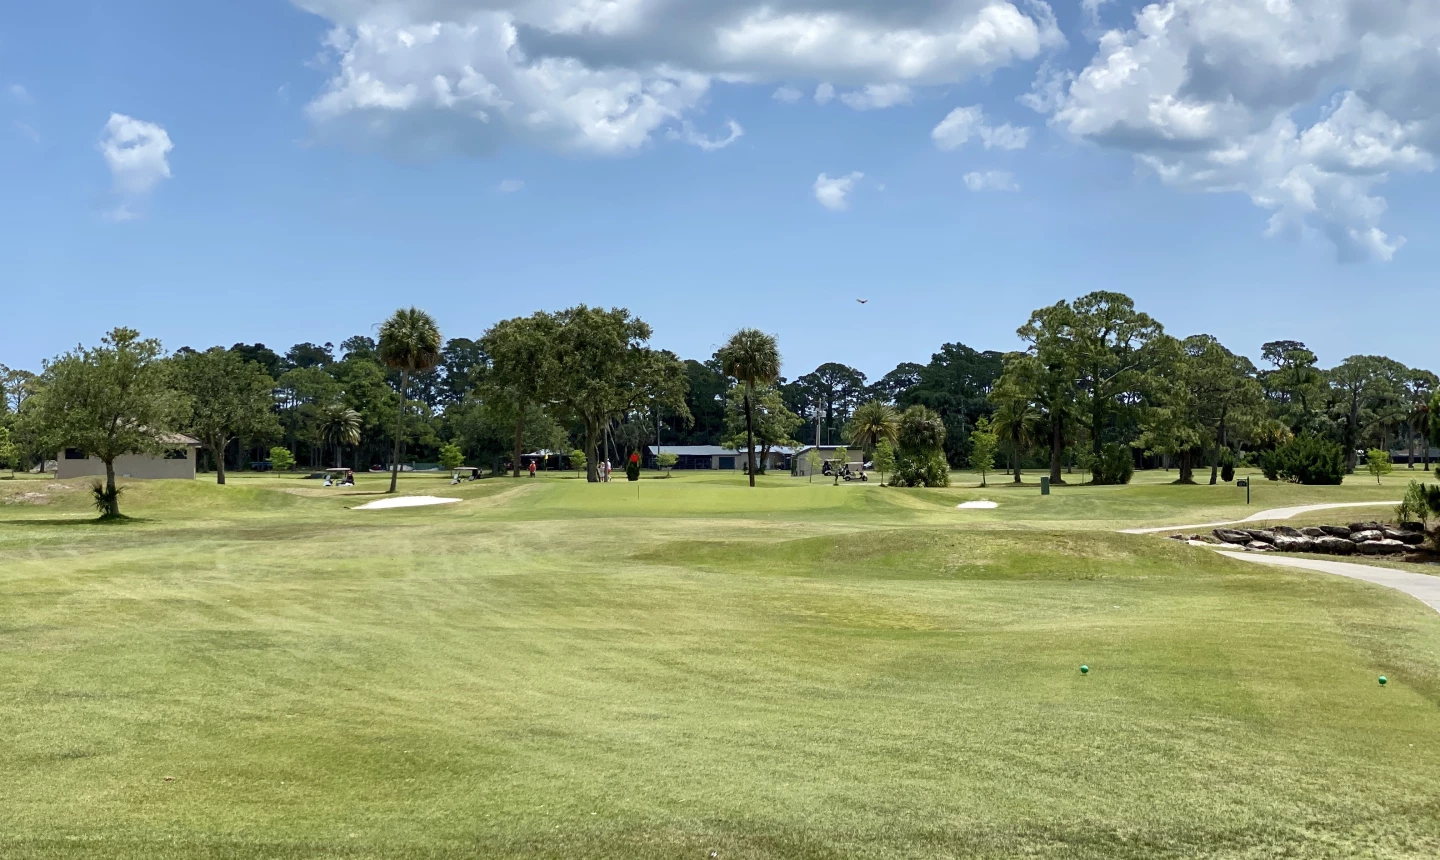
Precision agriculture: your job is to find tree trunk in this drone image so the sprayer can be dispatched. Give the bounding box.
[1011,437,1022,483]
[744,383,756,487]
[1178,449,1194,484]
[389,368,409,493]
[511,404,527,478]
[584,418,599,482]
[1049,417,1063,485]
[1209,411,1226,486]
[214,435,228,485]
[104,458,119,518]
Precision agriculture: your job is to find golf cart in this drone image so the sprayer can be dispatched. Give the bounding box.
[839,461,868,482]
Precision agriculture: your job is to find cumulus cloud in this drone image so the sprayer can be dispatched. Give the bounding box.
[814,82,836,105]
[8,83,32,104]
[839,84,912,111]
[772,85,803,104]
[291,0,1062,156]
[814,171,863,210]
[497,178,525,192]
[963,170,1019,191]
[1046,0,1440,261]
[932,105,1031,150]
[99,114,173,195]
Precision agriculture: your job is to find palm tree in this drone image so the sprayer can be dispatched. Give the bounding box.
[845,400,898,460]
[717,329,781,488]
[378,308,443,493]
[991,393,1042,484]
[319,403,362,468]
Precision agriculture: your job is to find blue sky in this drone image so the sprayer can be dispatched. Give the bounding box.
[2,0,1436,381]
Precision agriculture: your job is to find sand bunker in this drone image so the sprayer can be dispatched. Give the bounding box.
[956,500,999,510]
[354,496,463,511]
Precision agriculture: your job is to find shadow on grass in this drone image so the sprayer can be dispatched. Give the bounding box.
[0,515,153,527]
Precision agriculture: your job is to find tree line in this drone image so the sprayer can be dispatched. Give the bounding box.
[0,291,1434,513]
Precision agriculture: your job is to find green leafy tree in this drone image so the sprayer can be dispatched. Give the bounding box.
[438,442,465,472]
[1065,291,1164,474]
[873,439,896,487]
[550,306,689,483]
[25,328,182,518]
[1328,355,1406,474]
[1260,341,1325,431]
[845,400,899,460]
[378,308,443,493]
[804,448,821,483]
[990,363,1043,483]
[569,448,587,479]
[717,329,781,487]
[832,445,849,485]
[269,446,296,472]
[479,312,560,478]
[657,451,677,475]
[1016,305,1078,484]
[892,405,950,487]
[0,426,18,477]
[1365,448,1392,485]
[172,347,280,484]
[722,386,800,474]
[968,416,999,488]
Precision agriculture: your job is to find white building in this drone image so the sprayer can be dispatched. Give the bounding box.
[792,445,855,477]
[56,434,202,480]
[647,445,795,472]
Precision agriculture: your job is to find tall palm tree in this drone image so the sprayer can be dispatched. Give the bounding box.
[319,403,362,468]
[845,400,898,459]
[379,308,443,493]
[717,329,781,488]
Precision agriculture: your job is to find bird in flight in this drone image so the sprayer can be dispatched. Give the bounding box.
[856,299,869,304]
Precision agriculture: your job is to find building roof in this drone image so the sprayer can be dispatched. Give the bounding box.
[793,445,850,455]
[158,433,202,447]
[648,445,798,457]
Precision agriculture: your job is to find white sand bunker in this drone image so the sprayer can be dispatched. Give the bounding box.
[956,500,999,510]
[354,496,462,511]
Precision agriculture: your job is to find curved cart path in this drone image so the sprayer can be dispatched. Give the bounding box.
[1119,501,1399,535]
[1217,552,1440,615]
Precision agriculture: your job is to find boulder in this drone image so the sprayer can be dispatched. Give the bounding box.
[1272,536,1314,553]
[1382,528,1424,545]
[1169,534,1187,541]
[1244,529,1276,543]
[1313,536,1356,555]
[1320,525,1353,538]
[1356,539,1406,555]
[1399,521,1426,533]
[1273,526,1304,537]
[1213,529,1252,545]
[1351,529,1385,543]
[1246,541,1273,552]
[1300,527,1327,538]
[1349,521,1382,533]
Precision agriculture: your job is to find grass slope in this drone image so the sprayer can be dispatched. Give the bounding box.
[1,469,1438,859]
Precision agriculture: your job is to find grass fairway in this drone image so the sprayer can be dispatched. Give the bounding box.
[2,469,1439,859]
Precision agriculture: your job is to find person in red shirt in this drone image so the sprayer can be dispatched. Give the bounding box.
[528,460,536,478]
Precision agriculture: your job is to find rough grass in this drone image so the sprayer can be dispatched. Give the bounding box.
[1,469,1439,859]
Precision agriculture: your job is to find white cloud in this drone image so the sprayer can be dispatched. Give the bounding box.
[772,85,803,103]
[814,82,835,105]
[839,84,912,111]
[292,0,1063,155]
[932,105,1030,150]
[1047,0,1440,261]
[99,113,174,194]
[670,118,744,150]
[963,170,1019,191]
[14,121,40,144]
[497,178,524,192]
[814,171,863,210]
[8,83,32,104]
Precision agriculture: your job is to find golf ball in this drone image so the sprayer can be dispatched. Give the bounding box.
[1379,676,1388,686]
[1080,665,1089,675]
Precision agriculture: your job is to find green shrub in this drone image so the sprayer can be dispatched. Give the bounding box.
[625,452,641,482]
[1259,434,1344,485]
[891,452,950,488]
[1219,447,1235,483]
[1089,443,1134,486]
[269,447,296,472]
[90,480,123,519]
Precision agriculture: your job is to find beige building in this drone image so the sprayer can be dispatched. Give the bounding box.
[56,434,202,480]
[647,445,795,472]
[792,445,854,478]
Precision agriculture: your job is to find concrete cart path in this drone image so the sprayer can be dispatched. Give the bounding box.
[1120,501,1399,535]
[1218,551,1440,615]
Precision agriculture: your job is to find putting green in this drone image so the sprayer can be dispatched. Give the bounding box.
[1,468,1438,859]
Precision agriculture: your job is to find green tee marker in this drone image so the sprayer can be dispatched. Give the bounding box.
[1080,665,1089,675]
[1378,676,1387,686]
